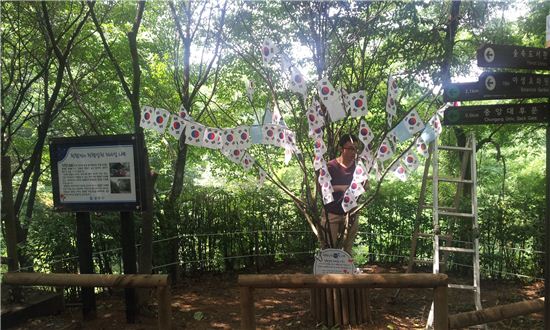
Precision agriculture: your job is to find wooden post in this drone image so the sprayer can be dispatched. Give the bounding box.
[433,284,448,330]
[75,212,96,320]
[333,287,342,325]
[240,286,255,330]
[319,288,326,324]
[121,211,137,323]
[326,288,334,326]
[349,288,357,324]
[157,286,172,329]
[341,288,349,325]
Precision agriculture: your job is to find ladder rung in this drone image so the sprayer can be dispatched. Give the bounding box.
[413,259,445,265]
[438,177,473,184]
[439,246,475,253]
[422,205,458,212]
[448,284,476,290]
[438,146,473,152]
[438,211,475,218]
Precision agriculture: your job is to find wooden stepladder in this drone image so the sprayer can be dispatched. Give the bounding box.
[397,133,484,329]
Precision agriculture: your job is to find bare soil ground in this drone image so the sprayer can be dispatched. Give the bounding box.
[5,262,544,329]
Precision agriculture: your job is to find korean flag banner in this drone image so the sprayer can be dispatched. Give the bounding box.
[348,179,365,198]
[289,67,307,98]
[404,109,425,135]
[346,90,368,118]
[376,138,394,162]
[387,75,398,98]
[151,108,170,133]
[261,38,277,64]
[235,126,252,149]
[140,106,154,129]
[185,122,206,147]
[262,124,278,146]
[241,152,255,171]
[416,136,429,158]
[203,127,223,150]
[306,101,325,131]
[391,162,408,182]
[402,151,420,172]
[357,119,374,145]
[341,189,358,213]
[313,155,325,171]
[245,79,254,102]
[273,126,286,147]
[317,78,347,122]
[168,114,187,139]
[221,147,245,164]
[179,105,193,122]
[222,128,237,149]
[353,160,369,183]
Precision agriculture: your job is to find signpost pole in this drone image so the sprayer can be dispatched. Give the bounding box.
[75,211,96,320]
[546,122,550,330]
[545,21,549,329]
[121,211,137,323]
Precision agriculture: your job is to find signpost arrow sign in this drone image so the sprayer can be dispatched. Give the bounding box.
[477,44,550,70]
[443,82,482,102]
[443,103,550,126]
[480,71,550,99]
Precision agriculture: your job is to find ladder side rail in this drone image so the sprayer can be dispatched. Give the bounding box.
[432,139,441,275]
[407,151,434,273]
[471,134,483,312]
[427,140,440,329]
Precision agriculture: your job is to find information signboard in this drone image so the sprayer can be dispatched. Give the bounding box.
[477,44,550,70]
[443,103,550,126]
[49,134,144,211]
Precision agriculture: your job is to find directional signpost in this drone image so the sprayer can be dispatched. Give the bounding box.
[480,71,550,99]
[443,71,550,102]
[444,41,550,329]
[443,103,550,126]
[477,44,550,70]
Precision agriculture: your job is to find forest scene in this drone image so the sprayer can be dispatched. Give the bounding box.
[1,0,550,329]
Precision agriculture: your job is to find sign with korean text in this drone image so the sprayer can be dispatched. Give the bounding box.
[443,82,482,102]
[443,103,549,126]
[313,249,355,275]
[444,72,550,102]
[480,71,550,99]
[50,134,144,212]
[477,44,550,70]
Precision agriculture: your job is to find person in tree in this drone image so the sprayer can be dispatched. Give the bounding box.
[322,133,360,253]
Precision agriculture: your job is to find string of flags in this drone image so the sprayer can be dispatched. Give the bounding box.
[141,37,449,212]
[309,72,448,213]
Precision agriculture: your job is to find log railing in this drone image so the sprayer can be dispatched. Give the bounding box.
[2,273,171,329]
[238,273,449,330]
[449,297,544,329]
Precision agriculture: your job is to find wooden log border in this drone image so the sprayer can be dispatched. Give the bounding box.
[2,273,171,329]
[238,273,449,330]
[449,297,544,329]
